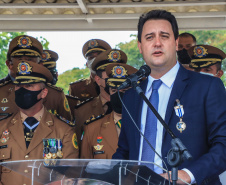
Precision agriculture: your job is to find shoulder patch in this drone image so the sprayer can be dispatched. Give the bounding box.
[70,78,85,85]
[0,80,11,87]
[75,97,94,109]
[46,83,63,92]
[85,114,104,125]
[72,133,78,149]
[0,113,13,121]
[56,114,75,127]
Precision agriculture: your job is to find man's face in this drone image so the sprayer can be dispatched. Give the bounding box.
[86,51,101,61]
[15,83,47,99]
[11,56,40,63]
[178,36,195,51]
[138,19,178,74]
[194,64,223,78]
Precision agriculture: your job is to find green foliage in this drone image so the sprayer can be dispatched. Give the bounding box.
[0,32,26,78]
[0,32,49,79]
[57,67,90,94]
[116,34,145,69]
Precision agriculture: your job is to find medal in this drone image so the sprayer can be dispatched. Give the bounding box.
[57,139,63,158]
[174,99,186,133]
[49,139,57,154]
[46,153,52,159]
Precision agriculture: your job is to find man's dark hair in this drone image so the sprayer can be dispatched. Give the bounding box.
[179,32,197,44]
[137,9,179,42]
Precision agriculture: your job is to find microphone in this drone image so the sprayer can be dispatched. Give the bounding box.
[117,65,151,90]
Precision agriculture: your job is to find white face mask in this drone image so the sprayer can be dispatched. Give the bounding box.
[199,71,215,77]
[86,57,96,74]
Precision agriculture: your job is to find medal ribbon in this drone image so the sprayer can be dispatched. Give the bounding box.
[116,119,122,129]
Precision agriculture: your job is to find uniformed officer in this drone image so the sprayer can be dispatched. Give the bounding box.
[41,49,59,85]
[0,35,73,121]
[0,60,79,185]
[74,49,127,149]
[81,63,138,159]
[69,39,111,100]
[188,45,226,78]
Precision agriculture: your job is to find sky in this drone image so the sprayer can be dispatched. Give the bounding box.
[27,31,137,75]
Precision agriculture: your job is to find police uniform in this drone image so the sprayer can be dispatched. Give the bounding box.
[74,49,127,149]
[66,94,80,122]
[0,35,73,121]
[0,60,79,185]
[69,39,111,100]
[81,63,138,159]
[188,45,226,69]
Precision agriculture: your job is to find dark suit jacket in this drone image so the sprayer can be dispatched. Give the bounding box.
[112,65,226,185]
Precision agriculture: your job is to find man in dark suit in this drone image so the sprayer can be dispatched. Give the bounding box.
[112,10,226,185]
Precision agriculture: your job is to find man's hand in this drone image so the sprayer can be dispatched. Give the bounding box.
[160,170,191,185]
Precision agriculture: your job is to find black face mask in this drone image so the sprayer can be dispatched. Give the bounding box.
[110,91,124,114]
[15,87,43,109]
[177,48,191,64]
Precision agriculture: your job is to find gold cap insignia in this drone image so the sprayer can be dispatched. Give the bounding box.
[112,65,127,78]
[88,39,98,49]
[193,46,208,58]
[41,51,51,62]
[108,50,121,62]
[17,61,32,75]
[17,36,32,48]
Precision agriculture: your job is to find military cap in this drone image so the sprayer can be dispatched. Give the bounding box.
[13,60,53,84]
[41,50,59,69]
[91,49,127,72]
[105,63,138,89]
[188,45,226,69]
[8,35,43,58]
[82,39,111,58]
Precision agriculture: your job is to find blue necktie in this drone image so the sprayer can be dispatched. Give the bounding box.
[141,79,162,170]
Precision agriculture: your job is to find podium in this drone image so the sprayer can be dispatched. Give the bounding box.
[0,159,171,185]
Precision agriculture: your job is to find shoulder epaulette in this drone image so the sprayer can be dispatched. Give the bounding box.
[46,83,63,92]
[66,94,80,100]
[84,114,104,125]
[70,78,85,85]
[75,97,94,109]
[0,113,13,121]
[55,114,75,127]
[0,80,12,87]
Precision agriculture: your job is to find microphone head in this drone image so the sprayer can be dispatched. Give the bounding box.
[140,65,151,77]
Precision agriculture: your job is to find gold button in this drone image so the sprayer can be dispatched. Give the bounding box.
[24,170,28,173]
[23,184,26,185]
[25,155,29,159]
[2,155,5,158]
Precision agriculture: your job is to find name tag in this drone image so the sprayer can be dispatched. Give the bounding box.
[93,151,104,155]
[0,145,8,149]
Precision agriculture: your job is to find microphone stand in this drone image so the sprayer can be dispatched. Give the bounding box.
[131,81,192,185]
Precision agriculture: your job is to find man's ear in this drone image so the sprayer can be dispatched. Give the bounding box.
[137,41,142,54]
[94,75,101,86]
[217,69,224,78]
[6,60,12,69]
[175,38,179,51]
[41,88,48,99]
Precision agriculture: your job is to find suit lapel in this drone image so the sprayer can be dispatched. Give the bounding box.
[100,113,118,152]
[8,112,27,152]
[163,66,189,137]
[26,109,53,154]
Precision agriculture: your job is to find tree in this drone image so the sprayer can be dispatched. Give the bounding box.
[116,34,145,69]
[57,67,90,94]
[0,32,49,79]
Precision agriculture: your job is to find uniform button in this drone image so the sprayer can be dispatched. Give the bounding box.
[2,155,5,158]
[24,170,28,173]
[25,155,29,159]
[23,184,26,185]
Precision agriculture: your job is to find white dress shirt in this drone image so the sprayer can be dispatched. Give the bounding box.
[138,62,195,183]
